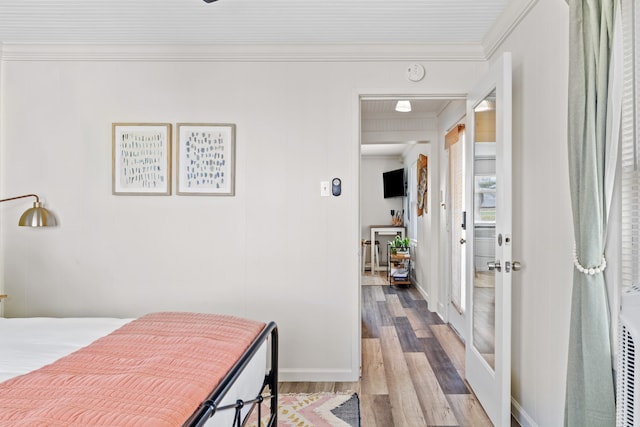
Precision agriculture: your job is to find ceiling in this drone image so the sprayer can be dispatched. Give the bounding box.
[361,99,453,157]
[0,1,509,158]
[0,0,509,45]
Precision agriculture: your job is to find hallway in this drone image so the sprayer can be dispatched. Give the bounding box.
[282,274,500,426]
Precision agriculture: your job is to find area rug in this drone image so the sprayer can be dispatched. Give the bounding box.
[247,392,360,427]
[361,274,387,286]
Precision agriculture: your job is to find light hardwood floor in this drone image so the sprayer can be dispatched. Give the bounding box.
[280,273,517,426]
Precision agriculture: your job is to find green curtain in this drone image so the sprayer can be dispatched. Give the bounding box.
[565,0,616,426]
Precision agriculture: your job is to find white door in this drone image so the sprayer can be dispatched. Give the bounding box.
[465,52,513,426]
[446,126,467,337]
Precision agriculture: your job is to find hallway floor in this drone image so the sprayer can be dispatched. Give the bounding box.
[281,273,518,426]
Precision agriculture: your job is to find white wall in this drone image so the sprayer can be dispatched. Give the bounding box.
[0,0,574,420]
[402,144,438,303]
[360,156,404,265]
[359,156,404,237]
[436,0,572,425]
[0,49,485,382]
[0,46,3,319]
[495,1,572,424]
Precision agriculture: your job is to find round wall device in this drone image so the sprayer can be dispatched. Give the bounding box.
[332,178,342,196]
[407,64,425,82]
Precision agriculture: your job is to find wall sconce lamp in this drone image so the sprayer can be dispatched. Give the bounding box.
[0,194,57,227]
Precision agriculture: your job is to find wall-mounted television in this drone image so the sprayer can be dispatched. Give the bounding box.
[383,168,405,198]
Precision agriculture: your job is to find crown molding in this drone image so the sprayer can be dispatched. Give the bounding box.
[482,0,540,58]
[0,43,487,62]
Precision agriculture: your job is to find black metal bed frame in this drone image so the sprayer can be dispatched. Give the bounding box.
[184,321,279,427]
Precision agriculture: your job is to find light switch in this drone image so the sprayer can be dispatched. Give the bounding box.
[320,181,331,197]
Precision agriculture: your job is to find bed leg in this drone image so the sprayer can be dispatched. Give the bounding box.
[233,400,243,427]
[268,324,278,427]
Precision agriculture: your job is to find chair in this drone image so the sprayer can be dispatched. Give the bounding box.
[361,239,380,273]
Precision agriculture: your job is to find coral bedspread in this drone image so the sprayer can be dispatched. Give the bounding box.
[0,312,265,426]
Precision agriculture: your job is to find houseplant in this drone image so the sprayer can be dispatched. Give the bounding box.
[390,235,410,254]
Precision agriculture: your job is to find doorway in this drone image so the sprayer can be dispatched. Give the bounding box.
[358,54,513,427]
[359,97,443,273]
[359,95,467,328]
[357,95,492,426]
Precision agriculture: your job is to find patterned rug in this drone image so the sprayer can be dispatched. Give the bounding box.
[247,392,360,427]
[361,274,387,286]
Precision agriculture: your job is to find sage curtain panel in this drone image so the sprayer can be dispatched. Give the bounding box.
[565,0,616,426]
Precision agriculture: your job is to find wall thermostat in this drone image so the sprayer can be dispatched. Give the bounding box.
[332,178,342,196]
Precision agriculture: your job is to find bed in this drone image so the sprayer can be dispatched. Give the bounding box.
[0,312,278,427]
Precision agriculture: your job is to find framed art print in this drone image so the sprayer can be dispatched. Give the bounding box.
[417,154,428,216]
[112,123,172,195]
[177,123,236,196]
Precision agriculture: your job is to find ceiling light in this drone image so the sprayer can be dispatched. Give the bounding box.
[395,100,412,113]
[475,100,495,112]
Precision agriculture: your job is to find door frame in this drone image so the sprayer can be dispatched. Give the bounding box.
[354,55,512,424]
[444,119,469,339]
[355,92,468,374]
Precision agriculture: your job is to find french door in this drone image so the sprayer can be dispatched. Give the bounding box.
[464,52,513,426]
[446,125,467,337]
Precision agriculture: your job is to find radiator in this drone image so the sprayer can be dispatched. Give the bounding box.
[617,287,640,426]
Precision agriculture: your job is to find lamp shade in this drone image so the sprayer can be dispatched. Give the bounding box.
[0,195,57,227]
[18,201,56,227]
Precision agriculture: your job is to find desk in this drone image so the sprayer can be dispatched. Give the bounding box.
[370,226,405,274]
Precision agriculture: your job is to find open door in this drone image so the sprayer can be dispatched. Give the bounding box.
[446,123,467,337]
[465,52,513,426]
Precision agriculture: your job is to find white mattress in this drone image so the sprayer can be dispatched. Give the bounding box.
[0,317,268,426]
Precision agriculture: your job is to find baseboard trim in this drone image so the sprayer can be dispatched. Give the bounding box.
[412,281,429,303]
[512,397,538,427]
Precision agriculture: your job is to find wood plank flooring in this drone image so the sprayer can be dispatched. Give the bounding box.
[280,273,513,426]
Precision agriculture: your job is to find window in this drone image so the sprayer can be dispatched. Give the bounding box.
[474,175,496,223]
[621,0,640,291]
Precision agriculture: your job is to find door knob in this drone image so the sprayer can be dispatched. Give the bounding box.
[503,261,521,273]
[487,260,501,272]
[460,238,466,244]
